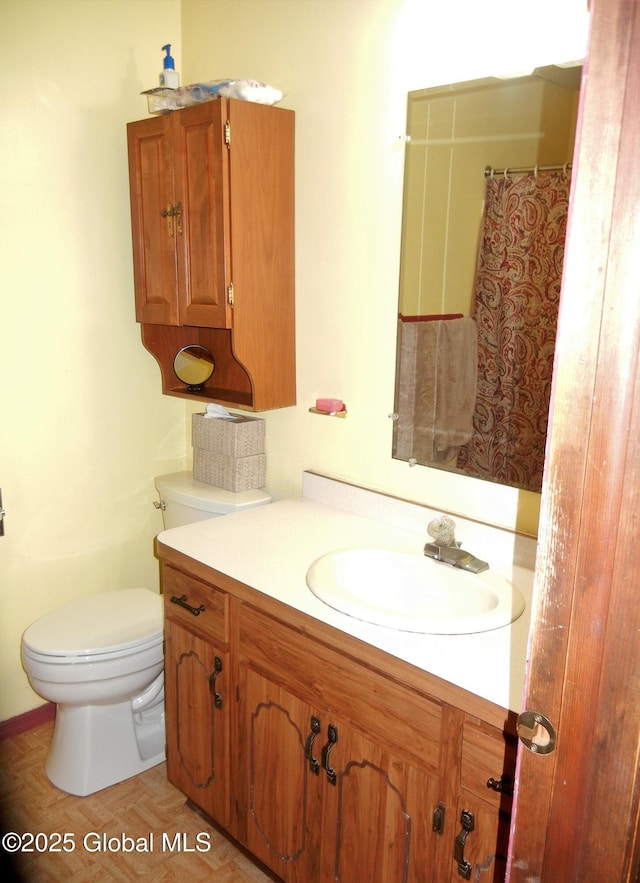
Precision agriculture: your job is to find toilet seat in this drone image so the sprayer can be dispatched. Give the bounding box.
[22,588,163,662]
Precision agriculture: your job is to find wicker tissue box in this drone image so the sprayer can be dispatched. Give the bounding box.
[193,449,266,492]
[192,413,265,458]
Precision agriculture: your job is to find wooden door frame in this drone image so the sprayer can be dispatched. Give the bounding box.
[508,0,640,879]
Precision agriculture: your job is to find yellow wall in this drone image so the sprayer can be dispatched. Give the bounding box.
[0,0,185,719]
[0,0,588,721]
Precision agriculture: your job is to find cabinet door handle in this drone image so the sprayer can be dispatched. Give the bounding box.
[208,656,223,709]
[170,593,205,616]
[454,809,475,879]
[304,716,321,775]
[174,202,183,235]
[432,801,446,835]
[321,724,338,786]
[161,203,174,237]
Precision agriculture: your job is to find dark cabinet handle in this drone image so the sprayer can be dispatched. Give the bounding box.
[208,656,223,709]
[304,716,321,775]
[170,594,205,616]
[432,801,446,835]
[454,809,475,879]
[321,724,338,785]
[487,775,513,797]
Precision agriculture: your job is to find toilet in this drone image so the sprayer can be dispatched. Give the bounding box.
[21,471,271,796]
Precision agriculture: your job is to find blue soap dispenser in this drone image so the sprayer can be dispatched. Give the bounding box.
[160,44,180,89]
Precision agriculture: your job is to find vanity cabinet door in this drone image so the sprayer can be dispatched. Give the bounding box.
[162,565,232,830]
[164,620,231,830]
[319,721,441,883]
[238,664,323,882]
[448,795,508,883]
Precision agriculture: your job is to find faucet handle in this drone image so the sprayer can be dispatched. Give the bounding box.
[427,515,457,547]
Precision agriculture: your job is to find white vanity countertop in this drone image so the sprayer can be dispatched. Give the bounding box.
[158,474,535,713]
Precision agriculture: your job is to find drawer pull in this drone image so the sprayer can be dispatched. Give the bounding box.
[487,775,513,797]
[170,594,205,616]
[454,809,475,879]
[208,656,223,709]
[321,724,338,786]
[304,716,321,775]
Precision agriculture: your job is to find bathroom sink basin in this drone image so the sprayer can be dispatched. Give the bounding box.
[306,547,525,634]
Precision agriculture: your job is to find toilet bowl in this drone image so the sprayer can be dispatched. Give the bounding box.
[21,588,165,796]
[21,471,271,796]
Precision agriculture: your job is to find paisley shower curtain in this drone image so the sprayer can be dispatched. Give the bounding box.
[456,168,570,491]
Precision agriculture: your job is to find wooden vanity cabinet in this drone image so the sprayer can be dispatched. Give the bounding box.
[159,553,517,882]
[127,98,295,410]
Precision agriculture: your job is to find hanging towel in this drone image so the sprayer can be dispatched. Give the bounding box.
[394,317,477,463]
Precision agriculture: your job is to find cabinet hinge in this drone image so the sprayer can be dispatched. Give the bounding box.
[225,120,231,147]
[227,283,235,307]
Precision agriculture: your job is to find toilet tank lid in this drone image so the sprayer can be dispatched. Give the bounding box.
[154,471,271,514]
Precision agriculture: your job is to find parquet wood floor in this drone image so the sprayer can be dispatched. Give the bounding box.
[0,721,274,882]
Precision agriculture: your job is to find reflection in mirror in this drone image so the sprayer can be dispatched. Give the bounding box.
[392,66,581,492]
[173,345,215,392]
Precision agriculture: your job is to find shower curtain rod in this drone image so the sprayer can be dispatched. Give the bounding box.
[485,162,572,178]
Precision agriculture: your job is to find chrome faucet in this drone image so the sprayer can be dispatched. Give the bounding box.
[424,516,489,574]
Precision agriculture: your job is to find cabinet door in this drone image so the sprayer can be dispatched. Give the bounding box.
[239,664,323,882]
[164,619,231,829]
[127,102,232,329]
[449,795,509,883]
[238,603,445,882]
[127,114,179,324]
[172,102,232,328]
[320,721,441,883]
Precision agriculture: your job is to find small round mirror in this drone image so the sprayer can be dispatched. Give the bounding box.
[173,345,215,392]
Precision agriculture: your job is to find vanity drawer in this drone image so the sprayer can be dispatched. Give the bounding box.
[460,716,517,811]
[162,564,229,646]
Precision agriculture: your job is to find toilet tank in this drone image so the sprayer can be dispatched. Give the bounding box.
[154,471,271,529]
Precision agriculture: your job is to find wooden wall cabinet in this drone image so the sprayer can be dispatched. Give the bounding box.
[160,554,517,882]
[127,99,295,410]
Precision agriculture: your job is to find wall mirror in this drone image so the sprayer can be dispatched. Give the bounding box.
[392,65,581,492]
